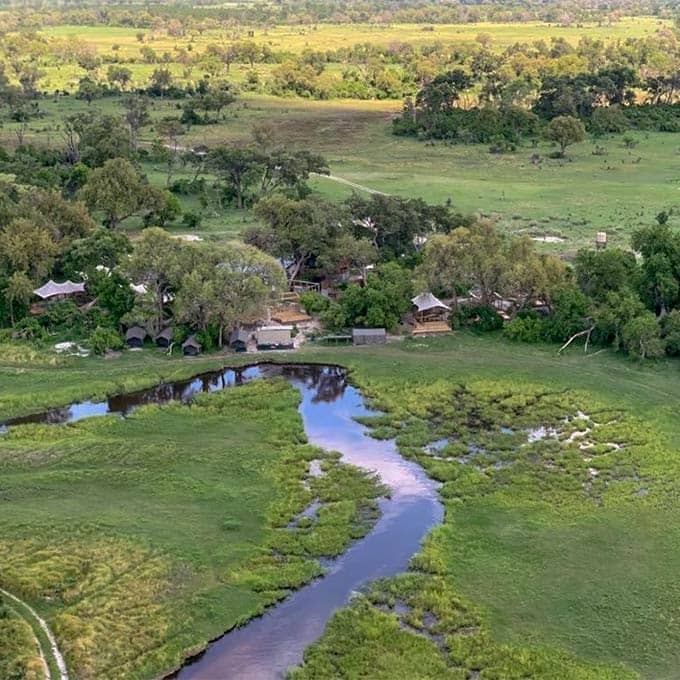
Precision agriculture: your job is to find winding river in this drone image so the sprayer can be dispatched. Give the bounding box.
[2,364,443,680]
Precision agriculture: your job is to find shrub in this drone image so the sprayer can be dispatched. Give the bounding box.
[13,317,48,341]
[88,326,123,355]
[299,291,330,314]
[503,315,545,342]
[454,305,504,332]
[181,211,202,230]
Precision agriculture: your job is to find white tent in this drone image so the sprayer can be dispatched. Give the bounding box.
[33,280,85,300]
[411,292,451,313]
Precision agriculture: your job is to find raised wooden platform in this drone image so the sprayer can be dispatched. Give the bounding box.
[271,308,312,324]
[412,321,451,336]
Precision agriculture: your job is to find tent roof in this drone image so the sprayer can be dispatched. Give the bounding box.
[352,328,386,337]
[182,335,202,349]
[155,327,174,341]
[125,326,147,340]
[33,280,85,300]
[411,292,451,312]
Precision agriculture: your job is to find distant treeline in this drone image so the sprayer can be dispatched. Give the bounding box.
[0,0,679,29]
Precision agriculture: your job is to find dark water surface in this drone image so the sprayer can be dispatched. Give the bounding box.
[2,363,443,680]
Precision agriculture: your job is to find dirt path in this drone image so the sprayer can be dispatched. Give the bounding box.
[312,172,390,195]
[0,588,69,680]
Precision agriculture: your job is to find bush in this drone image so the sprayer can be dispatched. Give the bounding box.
[42,301,83,332]
[13,317,47,341]
[454,305,504,332]
[88,326,123,355]
[181,211,202,230]
[299,291,330,314]
[503,315,545,342]
[589,106,629,135]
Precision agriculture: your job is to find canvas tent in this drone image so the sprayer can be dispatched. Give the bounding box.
[229,329,250,353]
[125,326,147,348]
[352,328,386,345]
[155,327,174,348]
[411,293,451,320]
[182,335,202,356]
[256,326,294,350]
[33,280,86,300]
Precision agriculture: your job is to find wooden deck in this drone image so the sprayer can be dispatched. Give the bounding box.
[412,321,451,336]
[270,308,312,324]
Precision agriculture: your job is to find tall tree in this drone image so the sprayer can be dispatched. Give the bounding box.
[80,158,168,229]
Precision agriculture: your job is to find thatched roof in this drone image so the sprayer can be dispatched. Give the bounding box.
[125,326,147,341]
[33,280,85,300]
[182,335,202,350]
[411,292,451,313]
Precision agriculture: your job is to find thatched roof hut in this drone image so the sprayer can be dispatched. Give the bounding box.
[229,329,250,353]
[155,327,174,348]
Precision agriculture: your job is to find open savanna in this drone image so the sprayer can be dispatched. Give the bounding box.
[4,335,680,677]
[3,92,677,251]
[28,17,668,91]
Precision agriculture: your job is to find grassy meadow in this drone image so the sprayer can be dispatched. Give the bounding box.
[3,336,680,676]
[291,335,680,678]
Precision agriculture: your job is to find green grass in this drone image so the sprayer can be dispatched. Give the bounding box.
[0,599,46,680]
[286,335,680,678]
[0,374,384,678]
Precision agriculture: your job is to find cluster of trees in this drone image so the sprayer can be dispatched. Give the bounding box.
[0,213,285,353]
[414,216,680,360]
[8,13,680,104]
[1,0,674,33]
[392,32,680,144]
[246,193,469,284]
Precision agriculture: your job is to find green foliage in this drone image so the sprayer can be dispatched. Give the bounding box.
[503,313,544,342]
[299,291,330,314]
[454,305,503,332]
[546,115,586,156]
[88,326,123,355]
[541,285,589,342]
[661,309,680,356]
[333,263,413,331]
[622,311,665,359]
